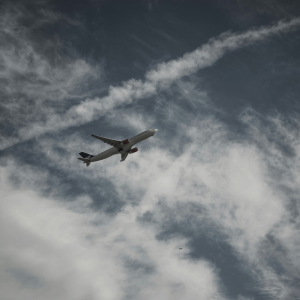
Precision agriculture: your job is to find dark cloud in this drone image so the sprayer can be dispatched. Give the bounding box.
[1,2,300,300]
[6,268,44,289]
[236,0,300,18]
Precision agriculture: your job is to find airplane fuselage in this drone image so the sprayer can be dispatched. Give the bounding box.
[90,129,157,162]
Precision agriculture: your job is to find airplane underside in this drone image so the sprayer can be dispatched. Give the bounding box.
[78,129,157,166]
[78,147,139,166]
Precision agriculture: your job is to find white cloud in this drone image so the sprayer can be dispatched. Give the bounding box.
[0,165,224,300]
[18,97,298,299]
[0,7,102,149]
[3,89,300,299]
[1,6,300,300]
[2,17,300,150]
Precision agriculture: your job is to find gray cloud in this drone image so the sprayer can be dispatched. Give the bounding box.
[1,4,300,300]
[3,102,300,299]
[6,94,299,298]
[0,6,103,148]
[1,16,300,150]
[0,164,224,300]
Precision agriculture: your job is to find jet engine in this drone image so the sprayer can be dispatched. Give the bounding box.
[122,139,130,144]
[129,147,138,154]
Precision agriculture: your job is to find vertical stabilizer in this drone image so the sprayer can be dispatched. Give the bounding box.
[78,152,94,167]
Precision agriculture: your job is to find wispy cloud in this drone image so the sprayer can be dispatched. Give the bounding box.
[0,7,103,148]
[1,5,300,300]
[9,93,298,298]
[1,16,300,150]
[3,100,300,299]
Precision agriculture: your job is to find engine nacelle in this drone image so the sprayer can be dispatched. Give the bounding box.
[122,139,130,144]
[130,147,138,154]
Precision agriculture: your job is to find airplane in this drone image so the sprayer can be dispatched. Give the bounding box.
[78,129,158,166]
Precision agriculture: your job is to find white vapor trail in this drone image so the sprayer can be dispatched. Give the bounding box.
[3,18,300,149]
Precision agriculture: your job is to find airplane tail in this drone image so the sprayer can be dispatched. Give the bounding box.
[78,152,94,167]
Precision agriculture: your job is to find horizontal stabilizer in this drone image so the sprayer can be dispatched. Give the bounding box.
[78,158,91,167]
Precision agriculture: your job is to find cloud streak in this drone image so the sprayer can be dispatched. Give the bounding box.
[2,17,300,150]
[2,6,300,300]
[0,7,102,149]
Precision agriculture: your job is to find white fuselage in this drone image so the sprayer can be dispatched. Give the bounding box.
[90,129,157,162]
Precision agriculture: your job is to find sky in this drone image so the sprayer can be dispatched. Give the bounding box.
[1,0,300,299]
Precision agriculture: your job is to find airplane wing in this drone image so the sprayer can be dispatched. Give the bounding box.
[120,152,129,162]
[91,134,122,149]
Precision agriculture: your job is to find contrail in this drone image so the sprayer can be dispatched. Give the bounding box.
[2,18,300,150]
